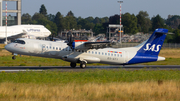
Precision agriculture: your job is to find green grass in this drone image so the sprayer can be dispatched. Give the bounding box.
[0,69,180,84]
[0,55,180,66]
[0,55,109,66]
[0,48,180,100]
[143,58,180,65]
[0,56,69,66]
[0,48,180,66]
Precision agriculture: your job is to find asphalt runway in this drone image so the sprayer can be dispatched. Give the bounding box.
[0,65,180,72]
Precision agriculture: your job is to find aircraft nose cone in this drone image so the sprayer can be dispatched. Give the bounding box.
[5,44,12,52]
[5,44,9,50]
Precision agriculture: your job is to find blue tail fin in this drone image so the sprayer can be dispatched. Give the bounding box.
[128,28,168,64]
[137,28,168,56]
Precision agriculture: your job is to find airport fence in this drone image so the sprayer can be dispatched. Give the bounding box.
[112,43,180,48]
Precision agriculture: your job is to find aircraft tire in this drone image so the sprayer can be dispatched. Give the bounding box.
[80,62,86,69]
[12,56,16,60]
[70,63,76,68]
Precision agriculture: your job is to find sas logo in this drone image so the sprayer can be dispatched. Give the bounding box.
[143,43,161,52]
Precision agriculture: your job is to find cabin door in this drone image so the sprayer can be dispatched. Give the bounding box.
[124,51,129,63]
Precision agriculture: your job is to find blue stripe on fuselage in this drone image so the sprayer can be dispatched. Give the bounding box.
[127,54,158,64]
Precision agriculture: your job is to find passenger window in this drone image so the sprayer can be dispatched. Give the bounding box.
[56,47,58,50]
[95,52,97,54]
[88,51,90,53]
[108,53,110,56]
[99,52,100,55]
[111,54,113,56]
[46,46,48,48]
[53,47,55,50]
[59,48,61,50]
[102,52,104,55]
[92,51,94,54]
[105,53,107,55]
[114,54,116,56]
[117,54,119,57]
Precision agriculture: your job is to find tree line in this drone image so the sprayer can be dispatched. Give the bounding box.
[21,4,180,43]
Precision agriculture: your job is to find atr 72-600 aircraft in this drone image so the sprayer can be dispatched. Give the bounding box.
[5,28,168,68]
[0,25,51,40]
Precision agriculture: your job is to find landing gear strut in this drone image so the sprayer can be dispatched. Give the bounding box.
[80,61,86,69]
[70,63,76,68]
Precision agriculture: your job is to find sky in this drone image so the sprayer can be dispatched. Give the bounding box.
[2,0,180,19]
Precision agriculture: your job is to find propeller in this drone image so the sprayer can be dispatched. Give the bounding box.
[67,31,74,49]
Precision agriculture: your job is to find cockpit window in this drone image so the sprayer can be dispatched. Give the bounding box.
[13,40,25,44]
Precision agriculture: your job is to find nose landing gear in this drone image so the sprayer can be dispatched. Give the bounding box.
[12,53,18,60]
[12,55,16,60]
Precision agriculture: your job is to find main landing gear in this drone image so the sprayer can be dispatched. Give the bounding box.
[70,63,76,68]
[70,61,87,69]
[80,61,86,69]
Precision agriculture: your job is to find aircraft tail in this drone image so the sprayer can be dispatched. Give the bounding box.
[137,28,168,55]
[128,28,168,64]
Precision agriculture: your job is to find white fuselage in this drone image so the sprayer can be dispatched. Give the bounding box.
[5,28,168,68]
[0,25,51,39]
[5,38,141,65]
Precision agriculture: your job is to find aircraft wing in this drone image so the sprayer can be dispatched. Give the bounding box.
[7,30,36,39]
[72,41,112,50]
[6,30,27,40]
[84,41,111,48]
